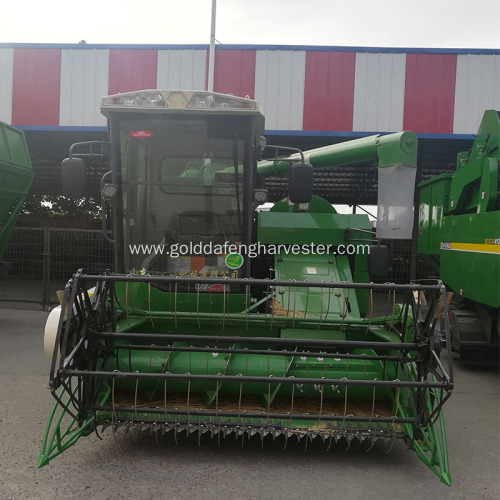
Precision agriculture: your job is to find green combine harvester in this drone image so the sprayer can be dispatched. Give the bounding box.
[0,121,34,275]
[419,110,500,362]
[41,90,453,485]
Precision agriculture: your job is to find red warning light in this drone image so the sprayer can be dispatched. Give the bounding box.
[130,130,154,138]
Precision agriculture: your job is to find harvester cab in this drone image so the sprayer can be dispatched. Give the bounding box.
[41,90,453,485]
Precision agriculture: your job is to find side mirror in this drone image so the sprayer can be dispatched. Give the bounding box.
[289,162,313,204]
[61,158,86,198]
[368,245,390,280]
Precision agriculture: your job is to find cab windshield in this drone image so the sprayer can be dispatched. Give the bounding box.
[118,115,250,276]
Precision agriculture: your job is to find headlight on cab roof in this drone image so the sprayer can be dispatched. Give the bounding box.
[187,92,256,110]
[102,90,167,108]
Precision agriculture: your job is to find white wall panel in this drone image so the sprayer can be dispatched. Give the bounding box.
[59,49,109,127]
[453,55,500,134]
[0,49,14,124]
[254,51,306,130]
[353,53,406,132]
[157,50,206,90]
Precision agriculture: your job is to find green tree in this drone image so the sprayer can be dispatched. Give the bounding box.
[21,194,101,220]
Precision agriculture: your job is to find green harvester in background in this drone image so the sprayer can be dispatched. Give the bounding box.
[419,110,500,362]
[0,121,34,275]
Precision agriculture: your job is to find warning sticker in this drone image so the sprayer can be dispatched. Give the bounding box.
[129,130,154,139]
[306,266,317,275]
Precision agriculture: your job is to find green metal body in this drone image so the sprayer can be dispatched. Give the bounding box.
[40,90,452,485]
[258,196,372,314]
[418,110,500,357]
[0,122,34,259]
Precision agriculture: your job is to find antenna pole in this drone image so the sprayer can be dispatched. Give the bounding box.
[207,0,216,92]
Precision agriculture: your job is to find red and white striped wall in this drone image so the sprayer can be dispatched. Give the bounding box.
[0,44,499,135]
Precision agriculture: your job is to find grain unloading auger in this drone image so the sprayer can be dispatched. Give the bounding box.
[40,90,453,485]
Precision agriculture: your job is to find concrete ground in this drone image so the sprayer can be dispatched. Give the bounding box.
[0,302,498,500]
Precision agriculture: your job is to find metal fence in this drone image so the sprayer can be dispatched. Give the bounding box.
[1,227,113,307]
[1,227,435,308]
[383,238,437,285]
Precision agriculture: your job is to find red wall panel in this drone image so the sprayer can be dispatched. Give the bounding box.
[12,49,61,126]
[303,51,355,131]
[212,49,256,98]
[108,50,158,95]
[403,54,457,133]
